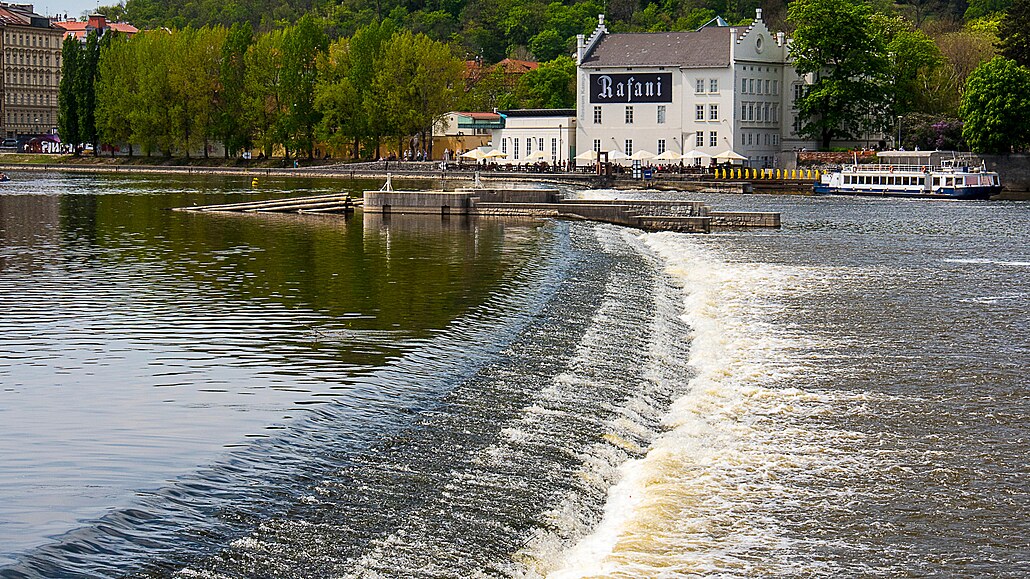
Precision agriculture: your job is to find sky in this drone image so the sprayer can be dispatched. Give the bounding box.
[31,0,107,19]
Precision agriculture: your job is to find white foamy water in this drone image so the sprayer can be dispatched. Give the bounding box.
[546,232,888,577]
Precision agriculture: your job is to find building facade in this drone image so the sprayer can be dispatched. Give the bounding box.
[0,3,63,142]
[489,109,576,166]
[433,111,503,160]
[575,10,818,168]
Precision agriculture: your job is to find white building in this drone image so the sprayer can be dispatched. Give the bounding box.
[575,10,818,168]
[490,109,576,166]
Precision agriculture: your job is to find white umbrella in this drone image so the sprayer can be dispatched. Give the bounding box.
[484,149,508,159]
[653,150,682,161]
[713,149,748,162]
[682,149,710,159]
[629,150,656,161]
[574,150,599,162]
[607,149,630,161]
[461,149,488,160]
[524,150,548,161]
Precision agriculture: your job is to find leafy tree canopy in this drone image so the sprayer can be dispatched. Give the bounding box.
[959,56,1030,153]
[788,0,890,148]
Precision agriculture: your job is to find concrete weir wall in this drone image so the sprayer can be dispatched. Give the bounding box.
[710,211,781,227]
[362,189,779,234]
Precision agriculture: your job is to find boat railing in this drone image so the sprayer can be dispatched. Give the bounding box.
[852,163,932,173]
[851,163,988,173]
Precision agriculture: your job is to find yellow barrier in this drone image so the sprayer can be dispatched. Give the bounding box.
[815,170,821,180]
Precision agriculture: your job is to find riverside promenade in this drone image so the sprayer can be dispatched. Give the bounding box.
[0,157,815,194]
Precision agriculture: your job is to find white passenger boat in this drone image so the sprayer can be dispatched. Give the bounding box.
[814,151,1001,200]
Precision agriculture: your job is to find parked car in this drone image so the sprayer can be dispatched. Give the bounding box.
[1,138,17,148]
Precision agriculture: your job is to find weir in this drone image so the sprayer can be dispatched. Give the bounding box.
[176,184,779,233]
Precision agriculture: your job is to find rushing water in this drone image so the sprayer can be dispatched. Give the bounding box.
[0,173,1027,578]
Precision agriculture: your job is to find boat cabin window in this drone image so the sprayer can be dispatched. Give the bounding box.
[946,177,954,187]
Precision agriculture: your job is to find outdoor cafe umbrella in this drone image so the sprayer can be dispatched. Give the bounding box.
[629,150,656,161]
[606,150,630,163]
[713,149,748,163]
[484,149,508,159]
[574,150,599,162]
[461,148,488,161]
[653,150,682,161]
[524,150,548,162]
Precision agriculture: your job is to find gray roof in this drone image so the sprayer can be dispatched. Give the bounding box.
[582,27,731,68]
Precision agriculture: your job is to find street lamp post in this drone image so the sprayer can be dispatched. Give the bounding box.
[558,123,562,170]
[897,115,902,150]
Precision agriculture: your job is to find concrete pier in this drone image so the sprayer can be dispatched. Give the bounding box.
[177,187,779,234]
[362,188,777,233]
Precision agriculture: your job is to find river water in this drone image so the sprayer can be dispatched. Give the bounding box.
[0,173,1027,577]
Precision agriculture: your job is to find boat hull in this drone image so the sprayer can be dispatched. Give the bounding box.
[813,184,1000,199]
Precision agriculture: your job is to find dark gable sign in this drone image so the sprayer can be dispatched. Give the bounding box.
[589,73,672,104]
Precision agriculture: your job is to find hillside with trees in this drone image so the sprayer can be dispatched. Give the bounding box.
[73,0,1030,153]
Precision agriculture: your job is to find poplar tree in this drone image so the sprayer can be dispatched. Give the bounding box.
[349,20,396,159]
[58,36,81,152]
[281,14,328,160]
[218,22,254,157]
[314,38,361,157]
[244,29,286,157]
[78,31,101,154]
[96,33,136,155]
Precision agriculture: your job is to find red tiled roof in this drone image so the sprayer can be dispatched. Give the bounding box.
[53,20,138,38]
[496,58,539,73]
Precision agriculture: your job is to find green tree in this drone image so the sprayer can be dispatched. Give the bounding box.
[96,33,137,155]
[787,0,890,149]
[349,20,397,158]
[373,30,463,156]
[959,56,1030,153]
[314,37,362,157]
[871,15,943,119]
[217,22,254,157]
[965,0,1012,20]
[244,29,287,157]
[459,65,516,111]
[78,31,102,153]
[281,14,328,159]
[58,36,82,152]
[999,0,1030,67]
[513,55,576,108]
[131,31,175,156]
